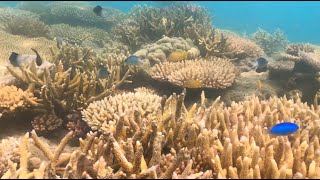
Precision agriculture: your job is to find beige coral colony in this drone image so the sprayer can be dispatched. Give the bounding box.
[1,1,320,179]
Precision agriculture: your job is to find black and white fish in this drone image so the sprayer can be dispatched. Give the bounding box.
[9,48,43,67]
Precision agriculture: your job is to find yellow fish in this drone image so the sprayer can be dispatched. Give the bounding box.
[167,51,188,62]
[185,79,202,88]
[257,79,262,91]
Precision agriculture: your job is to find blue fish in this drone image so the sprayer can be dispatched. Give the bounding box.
[254,57,268,73]
[125,55,144,65]
[97,64,110,79]
[269,122,299,136]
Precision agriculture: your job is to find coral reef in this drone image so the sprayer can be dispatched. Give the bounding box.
[133,36,200,66]
[49,24,111,47]
[150,57,238,89]
[285,43,315,57]
[0,7,40,29]
[224,31,264,59]
[0,31,57,66]
[31,114,63,134]
[82,87,162,135]
[6,44,131,133]
[251,28,288,56]
[0,136,20,176]
[3,16,50,38]
[0,85,39,115]
[3,91,320,178]
[39,2,124,30]
[112,3,213,51]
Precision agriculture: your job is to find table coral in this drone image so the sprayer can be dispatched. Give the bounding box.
[150,57,238,89]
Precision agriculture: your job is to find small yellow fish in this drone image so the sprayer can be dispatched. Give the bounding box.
[257,79,262,91]
[185,79,202,88]
[167,51,188,62]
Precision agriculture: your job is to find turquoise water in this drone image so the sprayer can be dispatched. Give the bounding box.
[95,1,320,45]
[1,1,320,44]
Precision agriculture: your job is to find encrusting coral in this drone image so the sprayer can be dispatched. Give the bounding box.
[150,57,238,89]
[133,36,200,66]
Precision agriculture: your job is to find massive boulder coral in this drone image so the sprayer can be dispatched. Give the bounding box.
[133,36,200,66]
[150,57,238,89]
[82,88,162,135]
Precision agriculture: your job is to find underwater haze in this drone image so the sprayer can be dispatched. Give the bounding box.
[2,1,320,179]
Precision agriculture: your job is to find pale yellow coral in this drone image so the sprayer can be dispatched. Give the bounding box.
[150,57,238,89]
[0,137,20,176]
[0,85,38,112]
[82,89,162,135]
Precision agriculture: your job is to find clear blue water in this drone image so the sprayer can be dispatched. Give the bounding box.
[1,1,320,44]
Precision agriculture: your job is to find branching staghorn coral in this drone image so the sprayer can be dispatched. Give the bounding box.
[150,57,238,89]
[4,90,320,178]
[112,2,213,51]
[3,15,50,38]
[6,44,131,133]
[133,36,200,67]
[251,27,288,56]
[81,87,162,135]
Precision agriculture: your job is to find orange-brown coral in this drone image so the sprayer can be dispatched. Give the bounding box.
[0,85,38,113]
[31,114,63,134]
[150,57,238,89]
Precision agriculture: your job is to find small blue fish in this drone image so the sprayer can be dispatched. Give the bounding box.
[97,64,110,79]
[125,55,144,65]
[269,122,299,136]
[254,57,268,73]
